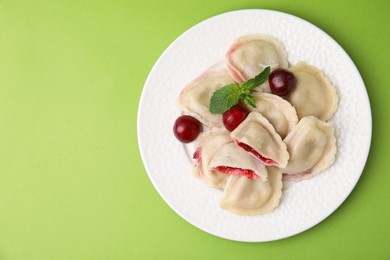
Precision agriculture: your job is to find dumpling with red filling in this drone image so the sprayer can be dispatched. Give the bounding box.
[177,62,236,127]
[193,128,232,188]
[209,142,267,181]
[220,166,282,215]
[230,112,289,168]
[226,34,288,83]
[282,116,337,181]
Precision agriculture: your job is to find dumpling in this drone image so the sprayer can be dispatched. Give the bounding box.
[247,92,298,138]
[285,62,338,121]
[226,34,288,83]
[193,128,232,188]
[282,116,337,181]
[230,112,289,168]
[220,166,282,216]
[177,62,236,127]
[209,142,267,181]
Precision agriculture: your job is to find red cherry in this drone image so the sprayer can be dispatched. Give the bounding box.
[222,105,249,131]
[268,68,296,96]
[173,115,202,143]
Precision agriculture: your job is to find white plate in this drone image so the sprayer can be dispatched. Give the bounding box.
[137,9,371,242]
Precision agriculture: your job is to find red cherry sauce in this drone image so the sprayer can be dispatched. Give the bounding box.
[213,166,259,180]
[235,141,276,166]
[193,148,202,164]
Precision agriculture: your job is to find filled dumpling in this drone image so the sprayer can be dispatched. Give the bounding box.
[226,34,288,83]
[209,142,267,181]
[285,62,338,121]
[230,112,289,168]
[247,92,298,138]
[193,128,232,188]
[283,116,337,181]
[177,62,236,127]
[220,166,282,216]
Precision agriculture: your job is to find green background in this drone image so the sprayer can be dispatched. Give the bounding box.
[0,0,389,259]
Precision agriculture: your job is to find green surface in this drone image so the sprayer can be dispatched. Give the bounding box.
[0,0,389,259]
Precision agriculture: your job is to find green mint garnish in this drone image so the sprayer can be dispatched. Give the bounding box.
[240,66,271,91]
[209,84,240,114]
[209,67,270,114]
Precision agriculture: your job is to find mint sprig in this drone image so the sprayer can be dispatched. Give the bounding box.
[209,67,270,114]
[209,84,240,114]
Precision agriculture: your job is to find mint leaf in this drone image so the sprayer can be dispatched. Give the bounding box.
[209,84,240,114]
[242,94,256,108]
[241,66,271,90]
[209,67,271,114]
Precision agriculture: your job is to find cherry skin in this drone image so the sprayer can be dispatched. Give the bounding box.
[268,68,296,96]
[173,115,202,143]
[223,104,249,131]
